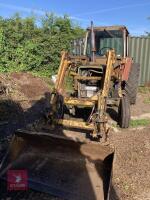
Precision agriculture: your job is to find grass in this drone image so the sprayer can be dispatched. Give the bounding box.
[130,119,150,128]
[144,97,150,104]
[138,86,150,104]
[138,86,150,94]
[112,119,150,129]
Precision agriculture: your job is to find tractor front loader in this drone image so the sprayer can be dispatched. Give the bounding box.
[0,22,140,200]
[48,49,117,141]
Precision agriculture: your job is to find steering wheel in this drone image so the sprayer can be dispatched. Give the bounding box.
[98,47,113,56]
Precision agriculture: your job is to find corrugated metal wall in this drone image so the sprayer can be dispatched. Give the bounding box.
[129,37,150,86]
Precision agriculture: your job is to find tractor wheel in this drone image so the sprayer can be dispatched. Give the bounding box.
[125,63,140,104]
[118,95,130,128]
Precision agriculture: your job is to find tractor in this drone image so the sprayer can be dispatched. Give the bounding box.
[48,22,140,141]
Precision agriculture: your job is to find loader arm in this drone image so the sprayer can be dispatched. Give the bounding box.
[55,51,71,93]
[98,49,116,116]
[95,49,116,140]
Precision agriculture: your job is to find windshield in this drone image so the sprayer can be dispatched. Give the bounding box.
[87,30,123,56]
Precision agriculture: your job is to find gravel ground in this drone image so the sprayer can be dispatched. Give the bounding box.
[109,127,150,200]
[131,92,150,117]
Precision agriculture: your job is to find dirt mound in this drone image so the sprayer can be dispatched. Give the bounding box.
[10,72,50,99]
[0,72,51,137]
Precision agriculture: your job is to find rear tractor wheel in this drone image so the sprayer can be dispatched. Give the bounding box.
[125,63,140,104]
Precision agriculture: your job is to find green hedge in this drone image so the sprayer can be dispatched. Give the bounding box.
[0,13,84,77]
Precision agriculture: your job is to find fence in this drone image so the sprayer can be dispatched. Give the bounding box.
[129,37,150,86]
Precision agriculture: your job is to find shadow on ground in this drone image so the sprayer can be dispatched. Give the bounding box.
[106,107,118,123]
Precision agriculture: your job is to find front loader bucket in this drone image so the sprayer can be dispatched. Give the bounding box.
[0,129,114,200]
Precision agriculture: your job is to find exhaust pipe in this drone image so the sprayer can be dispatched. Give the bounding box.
[91,21,96,62]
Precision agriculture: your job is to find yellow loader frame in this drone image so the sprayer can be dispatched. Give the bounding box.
[49,49,116,140]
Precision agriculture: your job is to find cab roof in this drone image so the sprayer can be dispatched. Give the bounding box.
[87,25,129,34]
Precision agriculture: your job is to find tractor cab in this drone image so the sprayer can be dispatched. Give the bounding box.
[71,23,130,66]
[82,23,129,64]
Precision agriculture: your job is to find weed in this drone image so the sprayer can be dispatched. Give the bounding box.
[144,98,150,104]
[138,87,150,94]
[130,119,150,128]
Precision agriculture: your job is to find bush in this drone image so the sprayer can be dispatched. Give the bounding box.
[0,13,85,77]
